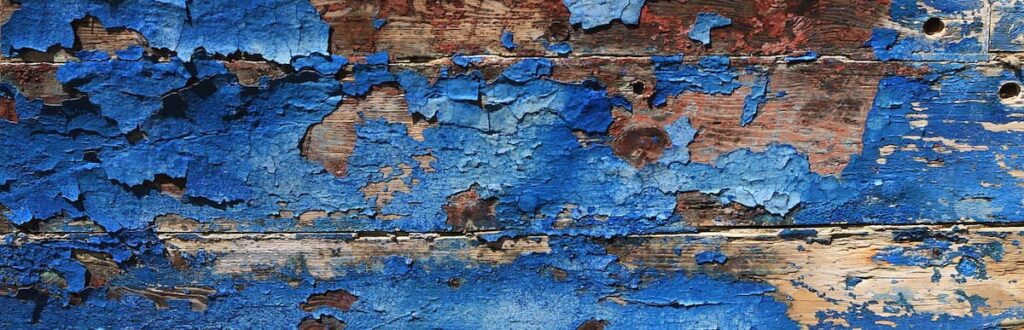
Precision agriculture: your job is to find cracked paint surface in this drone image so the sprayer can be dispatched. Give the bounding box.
[2,0,1024,328]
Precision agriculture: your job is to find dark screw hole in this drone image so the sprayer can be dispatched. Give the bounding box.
[126,128,148,145]
[631,81,645,94]
[1000,82,1021,100]
[83,150,101,163]
[923,17,944,35]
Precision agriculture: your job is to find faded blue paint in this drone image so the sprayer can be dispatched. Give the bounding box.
[293,53,349,75]
[687,12,731,46]
[741,70,770,126]
[991,3,1024,51]
[800,66,1024,223]
[0,234,801,329]
[694,250,727,265]
[868,0,987,61]
[451,54,484,68]
[562,0,645,29]
[543,41,573,55]
[783,51,818,63]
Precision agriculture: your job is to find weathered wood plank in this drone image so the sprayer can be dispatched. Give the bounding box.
[310,0,986,61]
[2,56,1022,233]
[4,225,1021,328]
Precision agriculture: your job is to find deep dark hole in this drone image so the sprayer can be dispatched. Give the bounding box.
[631,81,645,94]
[923,17,944,35]
[83,150,101,163]
[126,128,147,145]
[1000,82,1021,100]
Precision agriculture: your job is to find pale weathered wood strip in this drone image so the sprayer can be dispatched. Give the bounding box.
[136,225,1024,327]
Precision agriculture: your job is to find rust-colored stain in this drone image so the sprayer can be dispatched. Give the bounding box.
[299,289,359,312]
[443,186,498,231]
[0,97,15,122]
[609,120,670,168]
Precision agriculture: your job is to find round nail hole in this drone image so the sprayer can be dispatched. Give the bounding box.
[631,81,645,94]
[999,82,1021,100]
[923,17,945,35]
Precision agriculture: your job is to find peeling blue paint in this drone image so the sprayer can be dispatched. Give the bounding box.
[741,70,770,126]
[867,0,987,61]
[2,0,1024,327]
[373,17,387,30]
[543,41,573,55]
[1,0,329,63]
[695,250,727,265]
[688,13,731,46]
[651,55,741,107]
[0,235,801,329]
[501,30,518,50]
[874,238,1003,279]
[562,0,645,30]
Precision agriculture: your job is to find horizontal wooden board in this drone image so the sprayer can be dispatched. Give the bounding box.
[3,224,1021,328]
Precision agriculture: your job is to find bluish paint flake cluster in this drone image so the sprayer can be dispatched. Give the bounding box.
[2,0,1024,328]
[562,0,645,29]
[1,0,329,63]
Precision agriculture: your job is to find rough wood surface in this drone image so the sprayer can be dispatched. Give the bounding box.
[2,0,1024,328]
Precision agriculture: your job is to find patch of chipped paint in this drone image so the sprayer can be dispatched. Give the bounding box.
[1,0,329,63]
[562,0,645,30]
[687,12,731,46]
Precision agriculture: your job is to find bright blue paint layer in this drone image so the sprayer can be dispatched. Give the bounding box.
[373,18,387,30]
[57,57,191,133]
[2,50,844,234]
[0,0,329,63]
[501,30,518,50]
[1,1,1023,327]
[7,51,1024,235]
[293,53,349,75]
